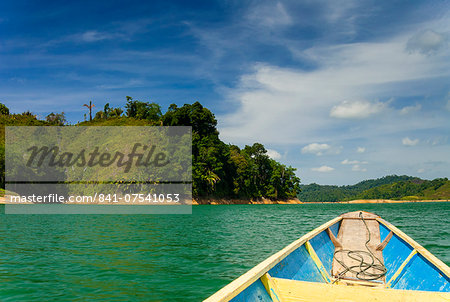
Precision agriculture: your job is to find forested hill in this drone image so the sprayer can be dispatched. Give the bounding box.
[298,175,450,202]
[0,100,301,200]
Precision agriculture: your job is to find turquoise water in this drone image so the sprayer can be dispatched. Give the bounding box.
[0,203,448,301]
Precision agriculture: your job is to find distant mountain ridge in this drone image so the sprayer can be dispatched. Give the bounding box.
[298,175,449,202]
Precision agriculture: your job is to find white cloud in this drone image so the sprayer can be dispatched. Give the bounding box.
[357,147,366,153]
[219,35,449,145]
[406,29,448,54]
[301,143,330,155]
[78,30,112,42]
[342,159,369,172]
[352,164,367,172]
[301,143,342,156]
[402,137,419,146]
[427,136,448,146]
[247,2,292,28]
[400,103,421,115]
[341,159,368,172]
[68,20,153,44]
[96,79,144,90]
[417,168,425,173]
[341,159,368,165]
[342,159,358,165]
[266,149,282,160]
[311,166,334,172]
[330,100,386,119]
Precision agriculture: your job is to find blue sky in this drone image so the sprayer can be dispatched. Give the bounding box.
[1,0,449,185]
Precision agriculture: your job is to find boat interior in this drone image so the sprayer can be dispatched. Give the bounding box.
[228,211,450,302]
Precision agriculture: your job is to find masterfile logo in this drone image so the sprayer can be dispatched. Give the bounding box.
[26,143,170,172]
[6,126,191,182]
[4,126,192,214]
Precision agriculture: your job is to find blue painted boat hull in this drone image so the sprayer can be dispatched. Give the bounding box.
[205,211,450,302]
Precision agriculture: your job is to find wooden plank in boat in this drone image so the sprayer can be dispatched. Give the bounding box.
[340,211,379,220]
[332,212,385,282]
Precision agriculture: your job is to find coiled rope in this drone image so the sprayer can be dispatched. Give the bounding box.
[333,212,387,282]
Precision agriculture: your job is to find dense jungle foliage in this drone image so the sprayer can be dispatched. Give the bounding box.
[0,100,301,199]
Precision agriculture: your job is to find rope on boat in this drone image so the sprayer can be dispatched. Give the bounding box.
[332,211,387,282]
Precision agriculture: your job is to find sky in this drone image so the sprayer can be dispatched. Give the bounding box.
[1,0,449,185]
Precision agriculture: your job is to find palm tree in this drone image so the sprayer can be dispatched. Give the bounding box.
[204,170,220,194]
[83,101,95,121]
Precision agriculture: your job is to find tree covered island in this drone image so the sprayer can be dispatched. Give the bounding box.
[0,100,301,203]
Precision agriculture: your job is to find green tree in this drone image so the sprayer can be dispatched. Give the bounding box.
[162,102,217,136]
[0,103,9,115]
[103,103,110,119]
[45,112,67,125]
[228,145,249,196]
[162,102,225,196]
[125,97,162,122]
[110,107,123,117]
[94,111,105,120]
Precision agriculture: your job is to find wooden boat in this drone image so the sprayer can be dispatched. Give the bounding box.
[205,211,450,302]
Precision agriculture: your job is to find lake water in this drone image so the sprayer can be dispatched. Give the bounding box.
[0,202,448,301]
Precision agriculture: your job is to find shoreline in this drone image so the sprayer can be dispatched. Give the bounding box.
[1,197,448,205]
[192,197,302,205]
[305,199,449,204]
[192,198,449,205]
